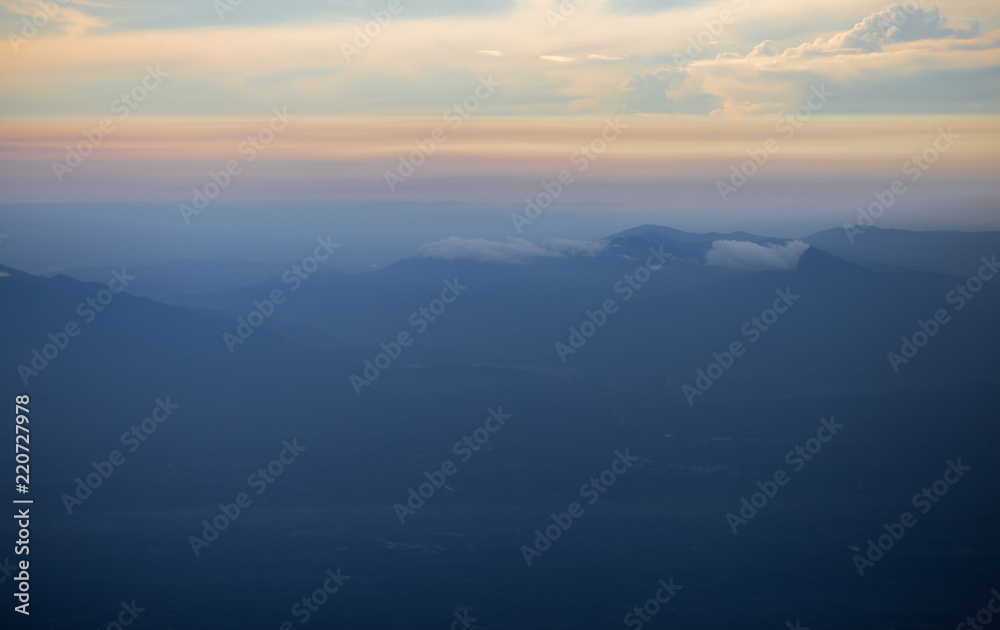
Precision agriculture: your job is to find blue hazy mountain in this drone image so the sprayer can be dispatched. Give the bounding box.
[804,226,1000,275]
[1,226,998,630]
[54,258,292,303]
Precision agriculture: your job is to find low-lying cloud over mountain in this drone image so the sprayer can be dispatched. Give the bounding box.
[705,240,810,271]
[419,237,606,263]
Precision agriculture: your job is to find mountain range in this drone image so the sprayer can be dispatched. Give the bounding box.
[2,224,998,629]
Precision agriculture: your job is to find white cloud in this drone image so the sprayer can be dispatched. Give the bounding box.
[8,0,996,119]
[772,5,980,57]
[621,4,994,116]
[705,240,810,271]
[748,40,780,57]
[543,238,607,257]
[419,237,606,263]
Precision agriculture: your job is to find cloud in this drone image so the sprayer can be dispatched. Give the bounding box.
[619,4,994,116]
[748,40,780,57]
[1,0,109,38]
[773,5,981,57]
[543,238,608,257]
[620,67,721,114]
[419,237,606,263]
[5,0,995,119]
[705,240,809,271]
[477,50,503,56]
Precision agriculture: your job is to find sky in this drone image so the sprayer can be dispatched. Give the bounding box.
[0,0,997,227]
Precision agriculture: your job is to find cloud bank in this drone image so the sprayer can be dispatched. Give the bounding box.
[419,237,607,264]
[705,240,810,271]
[2,1,994,118]
[623,4,994,116]
[766,5,980,57]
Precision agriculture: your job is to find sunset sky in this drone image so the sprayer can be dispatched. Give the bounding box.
[1,0,997,223]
